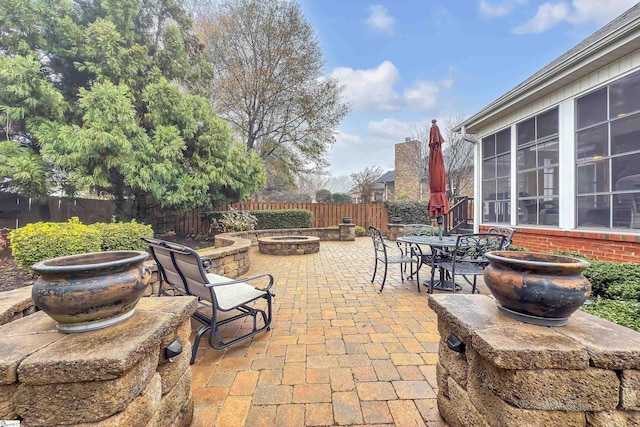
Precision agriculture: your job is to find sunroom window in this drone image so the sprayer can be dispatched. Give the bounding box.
[516,107,559,226]
[575,70,640,230]
[482,128,511,223]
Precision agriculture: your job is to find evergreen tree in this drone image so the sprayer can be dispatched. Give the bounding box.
[0,0,265,220]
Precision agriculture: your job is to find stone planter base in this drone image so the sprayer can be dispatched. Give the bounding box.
[0,297,198,426]
[429,294,640,427]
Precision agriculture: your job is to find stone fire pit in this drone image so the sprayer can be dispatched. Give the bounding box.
[258,236,320,255]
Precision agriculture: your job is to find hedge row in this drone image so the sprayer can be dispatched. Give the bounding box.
[524,250,640,332]
[10,218,153,271]
[206,209,313,231]
[553,251,640,302]
[385,201,430,224]
[580,299,640,332]
[250,209,312,230]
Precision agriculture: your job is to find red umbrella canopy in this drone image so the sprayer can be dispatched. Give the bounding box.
[428,120,450,217]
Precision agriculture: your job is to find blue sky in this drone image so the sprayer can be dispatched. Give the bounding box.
[298,0,639,178]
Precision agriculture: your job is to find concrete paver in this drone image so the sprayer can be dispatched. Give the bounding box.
[190,237,469,426]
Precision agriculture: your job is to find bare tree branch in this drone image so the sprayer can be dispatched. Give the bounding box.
[411,115,475,200]
[350,166,383,204]
[196,0,350,179]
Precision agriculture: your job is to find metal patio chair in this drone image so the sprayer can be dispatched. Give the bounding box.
[368,226,420,292]
[488,226,515,250]
[429,233,505,294]
[143,237,274,364]
[402,224,437,274]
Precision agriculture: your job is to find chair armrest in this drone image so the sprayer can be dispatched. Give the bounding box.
[206,273,275,292]
[201,257,213,271]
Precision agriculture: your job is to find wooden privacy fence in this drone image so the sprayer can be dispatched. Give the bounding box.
[174,202,390,235]
[2,193,472,237]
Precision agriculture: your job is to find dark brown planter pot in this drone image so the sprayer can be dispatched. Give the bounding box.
[31,251,151,333]
[483,251,591,326]
[342,217,352,224]
[390,217,402,224]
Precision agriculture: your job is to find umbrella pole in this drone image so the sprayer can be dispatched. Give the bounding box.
[437,215,443,240]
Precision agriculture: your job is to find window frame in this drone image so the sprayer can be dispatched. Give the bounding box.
[481,128,511,224]
[516,107,560,226]
[575,70,640,231]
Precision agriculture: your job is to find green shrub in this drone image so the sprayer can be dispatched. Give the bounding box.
[9,217,102,271]
[552,251,640,301]
[210,209,258,233]
[507,245,529,251]
[315,189,332,203]
[90,220,153,251]
[251,209,312,229]
[580,298,640,332]
[355,225,366,237]
[331,193,352,204]
[385,201,430,224]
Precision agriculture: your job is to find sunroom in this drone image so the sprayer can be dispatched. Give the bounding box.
[455,4,640,262]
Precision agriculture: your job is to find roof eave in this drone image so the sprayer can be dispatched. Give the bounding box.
[454,16,640,135]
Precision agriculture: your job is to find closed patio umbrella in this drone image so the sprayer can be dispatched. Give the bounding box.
[427,119,450,239]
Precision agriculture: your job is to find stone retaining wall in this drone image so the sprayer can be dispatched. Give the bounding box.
[216,224,355,247]
[0,296,197,426]
[429,294,640,427]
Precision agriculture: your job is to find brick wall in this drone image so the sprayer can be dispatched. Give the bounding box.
[480,225,640,262]
[394,140,423,200]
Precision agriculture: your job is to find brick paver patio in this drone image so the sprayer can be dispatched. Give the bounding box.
[189,237,478,426]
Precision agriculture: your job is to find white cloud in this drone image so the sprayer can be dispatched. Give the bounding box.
[368,119,414,141]
[440,66,456,89]
[366,5,395,35]
[334,131,364,147]
[331,61,401,111]
[569,0,638,25]
[478,0,528,18]
[513,2,570,34]
[513,0,637,34]
[330,61,454,112]
[403,81,439,111]
[478,1,511,17]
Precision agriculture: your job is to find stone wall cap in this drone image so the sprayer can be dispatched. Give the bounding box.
[428,294,521,341]
[472,324,590,370]
[136,296,198,326]
[552,310,640,369]
[17,299,196,384]
[0,286,34,325]
[0,311,58,337]
[0,333,64,384]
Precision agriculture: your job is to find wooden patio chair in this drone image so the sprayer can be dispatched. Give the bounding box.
[142,237,274,364]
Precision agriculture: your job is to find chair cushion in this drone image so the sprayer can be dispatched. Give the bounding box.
[206,273,268,311]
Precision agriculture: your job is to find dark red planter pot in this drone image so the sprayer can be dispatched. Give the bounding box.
[483,251,591,326]
[31,251,151,333]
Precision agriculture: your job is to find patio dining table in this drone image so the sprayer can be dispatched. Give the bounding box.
[397,235,459,292]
